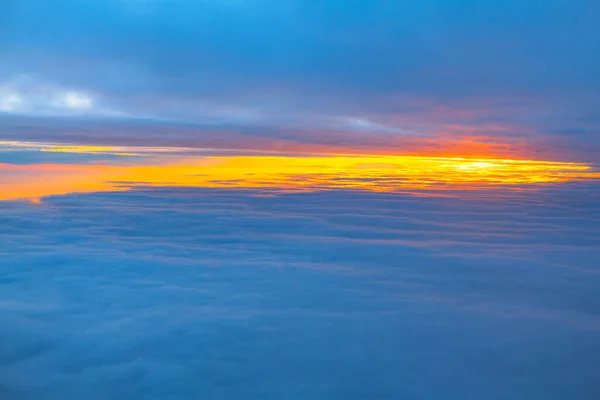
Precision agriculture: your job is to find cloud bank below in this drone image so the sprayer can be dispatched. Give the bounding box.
[1,186,600,398]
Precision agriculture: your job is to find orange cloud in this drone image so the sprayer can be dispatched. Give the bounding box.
[2,154,599,202]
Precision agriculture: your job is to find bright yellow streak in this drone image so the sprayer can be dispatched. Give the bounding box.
[0,140,200,156]
[1,155,599,202]
[0,141,272,156]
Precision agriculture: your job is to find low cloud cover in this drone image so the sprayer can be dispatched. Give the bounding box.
[1,186,599,399]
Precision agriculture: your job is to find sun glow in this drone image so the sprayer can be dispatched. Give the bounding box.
[1,146,599,202]
[456,161,496,170]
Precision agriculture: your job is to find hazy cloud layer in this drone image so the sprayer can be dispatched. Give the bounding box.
[1,185,599,399]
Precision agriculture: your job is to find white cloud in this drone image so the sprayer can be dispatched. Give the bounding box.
[0,90,23,112]
[51,90,94,111]
[342,117,403,134]
[0,76,102,116]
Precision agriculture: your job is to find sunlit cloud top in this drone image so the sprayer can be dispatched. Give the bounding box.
[1,140,599,202]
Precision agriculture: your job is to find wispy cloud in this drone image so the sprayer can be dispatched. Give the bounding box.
[0,76,122,117]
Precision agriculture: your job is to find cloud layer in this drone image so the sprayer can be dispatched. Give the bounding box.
[1,185,600,399]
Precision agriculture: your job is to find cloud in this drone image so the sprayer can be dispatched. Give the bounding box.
[341,117,405,134]
[51,91,93,111]
[0,76,119,117]
[1,149,599,202]
[1,185,600,398]
[2,94,594,162]
[0,90,22,112]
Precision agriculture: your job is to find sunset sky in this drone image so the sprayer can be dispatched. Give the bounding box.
[2,0,600,161]
[1,1,600,399]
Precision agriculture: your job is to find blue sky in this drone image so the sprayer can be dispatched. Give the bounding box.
[1,0,600,160]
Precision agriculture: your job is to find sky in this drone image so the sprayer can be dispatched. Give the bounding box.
[1,1,600,399]
[1,0,600,160]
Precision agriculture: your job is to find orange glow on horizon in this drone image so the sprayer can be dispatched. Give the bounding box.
[0,135,548,160]
[1,154,599,202]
